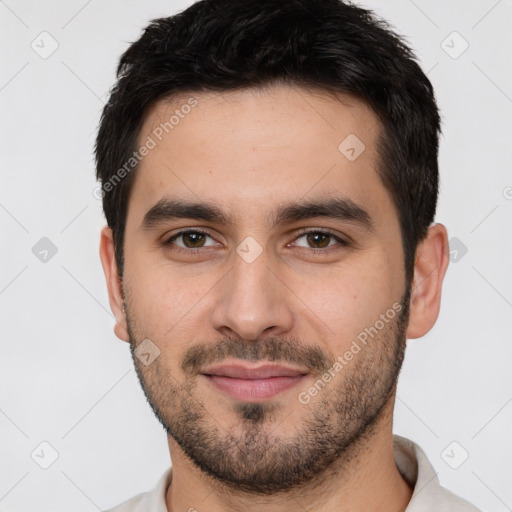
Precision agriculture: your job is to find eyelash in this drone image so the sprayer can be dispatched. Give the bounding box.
[163,228,349,255]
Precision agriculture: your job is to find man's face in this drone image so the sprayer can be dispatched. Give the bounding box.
[120,85,410,493]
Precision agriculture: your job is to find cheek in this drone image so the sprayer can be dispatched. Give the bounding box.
[294,253,400,349]
[125,258,217,337]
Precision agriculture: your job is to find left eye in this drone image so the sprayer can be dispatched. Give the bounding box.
[292,231,346,249]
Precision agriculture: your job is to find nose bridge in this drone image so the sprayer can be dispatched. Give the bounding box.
[231,250,272,308]
[211,246,293,340]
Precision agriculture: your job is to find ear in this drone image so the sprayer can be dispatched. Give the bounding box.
[99,225,130,342]
[406,223,450,339]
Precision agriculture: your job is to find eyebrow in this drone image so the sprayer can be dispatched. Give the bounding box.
[139,196,375,233]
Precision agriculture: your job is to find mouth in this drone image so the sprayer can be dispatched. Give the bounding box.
[200,362,309,401]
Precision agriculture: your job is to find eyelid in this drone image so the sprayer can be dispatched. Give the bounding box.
[292,227,350,245]
[163,227,349,253]
[163,228,219,249]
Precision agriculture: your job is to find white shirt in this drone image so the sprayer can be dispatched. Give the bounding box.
[104,435,481,512]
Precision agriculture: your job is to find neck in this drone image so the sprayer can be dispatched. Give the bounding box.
[165,400,412,512]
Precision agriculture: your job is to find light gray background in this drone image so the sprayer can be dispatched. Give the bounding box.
[1,1,511,510]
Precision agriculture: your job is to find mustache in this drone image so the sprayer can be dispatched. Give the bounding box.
[180,336,333,377]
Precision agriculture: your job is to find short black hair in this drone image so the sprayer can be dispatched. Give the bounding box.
[95,0,441,285]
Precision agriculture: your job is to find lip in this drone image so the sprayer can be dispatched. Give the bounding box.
[200,363,308,401]
[201,362,308,379]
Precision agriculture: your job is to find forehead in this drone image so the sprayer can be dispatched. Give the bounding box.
[127,84,393,230]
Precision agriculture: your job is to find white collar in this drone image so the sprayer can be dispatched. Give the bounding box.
[106,435,480,511]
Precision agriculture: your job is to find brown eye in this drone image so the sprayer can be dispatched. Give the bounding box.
[305,232,331,248]
[181,232,207,248]
[164,230,216,250]
[293,230,347,250]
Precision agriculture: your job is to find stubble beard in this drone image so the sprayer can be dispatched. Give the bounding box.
[126,286,411,495]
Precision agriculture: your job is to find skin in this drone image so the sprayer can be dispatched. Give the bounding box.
[100,84,449,512]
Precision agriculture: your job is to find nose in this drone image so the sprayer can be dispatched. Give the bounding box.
[211,248,294,341]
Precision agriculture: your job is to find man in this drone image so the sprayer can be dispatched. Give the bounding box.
[96,0,481,510]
